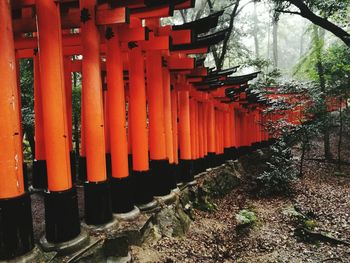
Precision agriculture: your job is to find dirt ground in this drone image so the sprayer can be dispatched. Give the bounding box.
[149,132,350,263]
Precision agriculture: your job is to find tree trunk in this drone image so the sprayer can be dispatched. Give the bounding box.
[272,20,278,68]
[337,99,343,171]
[313,25,331,159]
[253,1,260,58]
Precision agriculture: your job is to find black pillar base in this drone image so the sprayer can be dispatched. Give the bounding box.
[192,159,200,176]
[32,159,48,189]
[224,148,231,161]
[128,154,133,176]
[106,153,112,179]
[237,146,250,157]
[78,156,87,182]
[23,162,29,191]
[195,158,205,174]
[70,151,77,184]
[111,177,134,214]
[44,188,81,243]
[207,152,216,169]
[179,159,193,183]
[230,147,238,160]
[150,159,171,197]
[173,163,181,184]
[84,181,113,226]
[0,193,34,261]
[168,163,178,190]
[132,170,154,205]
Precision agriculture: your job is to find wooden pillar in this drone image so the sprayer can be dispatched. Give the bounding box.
[171,88,180,182]
[162,67,177,189]
[224,110,231,160]
[128,45,153,204]
[32,54,47,189]
[207,100,216,167]
[106,25,134,213]
[0,1,34,259]
[198,102,205,172]
[64,57,76,183]
[36,0,81,243]
[80,0,112,226]
[146,50,170,196]
[178,90,193,182]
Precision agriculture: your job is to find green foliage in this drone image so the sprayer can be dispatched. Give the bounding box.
[256,139,298,196]
[236,209,257,227]
[20,59,34,135]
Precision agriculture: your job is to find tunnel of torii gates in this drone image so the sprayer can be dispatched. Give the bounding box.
[0,0,308,261]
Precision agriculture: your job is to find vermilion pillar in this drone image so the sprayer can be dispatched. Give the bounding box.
[106,25,134,213]
[162,67,177,190]
[171,88,180,182]
[64,57,76,182]
[129,45,153,205]
[223,110,232,160]
[0,1,34,259]
[36,0,81,244]
[190,98,199,176]
[103,76,112,178]
[178,90,193,182]
[80,0,112,226]
[215,109,221,165]
[198,102,205,173]
[229,106,238,159]
[32,53,48,189]
[146,50,170,196]
[79,83,87,182]
[207,101,216,167]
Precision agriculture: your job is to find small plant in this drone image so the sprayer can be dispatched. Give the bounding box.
[236,209,257,227]
[303,220,317,231]
[255,139,298,196]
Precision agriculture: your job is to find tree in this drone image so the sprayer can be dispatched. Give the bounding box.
[252,1,260,58]
[271,0,350,47]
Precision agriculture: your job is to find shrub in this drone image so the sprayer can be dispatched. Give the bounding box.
[256,139,298,196]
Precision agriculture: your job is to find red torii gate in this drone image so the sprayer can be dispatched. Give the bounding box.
[0,0,274,261]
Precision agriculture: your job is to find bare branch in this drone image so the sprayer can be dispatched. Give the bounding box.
[275,9,301,15]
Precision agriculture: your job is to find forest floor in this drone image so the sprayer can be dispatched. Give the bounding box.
[143,132,350,263]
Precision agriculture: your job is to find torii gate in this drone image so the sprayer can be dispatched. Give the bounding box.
[0,0,277,261]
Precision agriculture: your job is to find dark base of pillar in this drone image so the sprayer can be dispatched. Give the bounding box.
[260,140,269,148]
[106,153,112,179]
[111,177,134,214]
[70,151,77,184]
[0,193,34,261]
[238,146,252,156]
[192,158,200,176]
[44,188,81,243]
[168,163,178,190]
[224,148,232,161]
[128,154,133,176]
[150,159,171,197]
[132,170,154,205]
[78,156,87,182]
[32,160,48,189]
[206,152,216,169]
[23,162,29,191]
[179,159,193,183]
[84,181,113,226]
